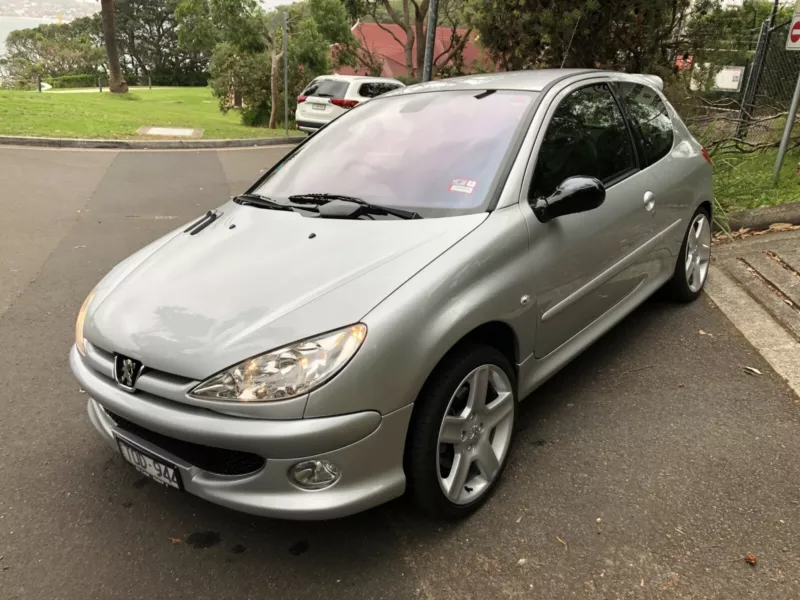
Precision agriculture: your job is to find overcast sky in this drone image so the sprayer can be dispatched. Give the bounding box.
[261,0,300,10]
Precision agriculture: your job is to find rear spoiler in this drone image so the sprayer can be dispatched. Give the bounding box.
[637,74,664,91]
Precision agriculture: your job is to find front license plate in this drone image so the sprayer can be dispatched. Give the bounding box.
[311,103,326,111]
[117,437,182,490]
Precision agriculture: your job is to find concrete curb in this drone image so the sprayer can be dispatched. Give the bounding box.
[721,201,800,232]
[0,135,304,150]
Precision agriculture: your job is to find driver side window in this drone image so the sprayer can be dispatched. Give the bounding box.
[530,84,637,200]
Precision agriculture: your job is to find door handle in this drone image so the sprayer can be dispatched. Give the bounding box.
[643,191,655,212]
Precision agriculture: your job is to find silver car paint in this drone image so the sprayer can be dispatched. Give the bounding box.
[85,205,487,383]
[73,70,713,519]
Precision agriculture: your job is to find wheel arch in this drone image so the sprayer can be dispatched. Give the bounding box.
[415,320,521,402]
[403,319,521,486]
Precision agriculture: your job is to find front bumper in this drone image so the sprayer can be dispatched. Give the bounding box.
[70,346,410,519]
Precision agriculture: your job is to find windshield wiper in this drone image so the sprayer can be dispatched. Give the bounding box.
[234,193,294,211]
[288,193,422,220]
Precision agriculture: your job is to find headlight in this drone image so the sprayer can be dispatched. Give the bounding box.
[75,289,95,356]
[190,324,367,402]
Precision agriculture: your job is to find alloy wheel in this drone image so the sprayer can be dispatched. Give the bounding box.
[436,364,514,505]
[685,212,711,293]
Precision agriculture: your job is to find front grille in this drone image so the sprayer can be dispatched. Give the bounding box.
[105,410,266,476]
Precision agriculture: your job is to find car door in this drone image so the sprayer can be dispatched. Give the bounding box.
[614,80,686,264]
[521,80,663,359]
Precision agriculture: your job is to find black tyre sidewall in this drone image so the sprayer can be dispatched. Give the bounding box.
[406,344,517,520]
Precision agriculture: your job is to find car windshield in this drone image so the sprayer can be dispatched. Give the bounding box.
[255,90,537,217]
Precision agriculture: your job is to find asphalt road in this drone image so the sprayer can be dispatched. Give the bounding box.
[1,146,799,600]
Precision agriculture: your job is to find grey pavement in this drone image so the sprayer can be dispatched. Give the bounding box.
[714,231,800,344]
[708,231,800,396]
[1,147,800,599]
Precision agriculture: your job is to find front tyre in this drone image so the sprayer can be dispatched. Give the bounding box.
[407,344,516,519]
[666,206,712,302]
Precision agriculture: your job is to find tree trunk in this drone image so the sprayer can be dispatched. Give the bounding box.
[269,50,283,129]
[402,0,415,76]
[100,0,128,93]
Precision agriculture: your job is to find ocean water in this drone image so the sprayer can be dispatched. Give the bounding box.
[0,16,51,56]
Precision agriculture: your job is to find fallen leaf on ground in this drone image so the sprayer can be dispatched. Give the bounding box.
[515,515,523,524]
[556,536,568,549]
[743,366,762,376]
[517,558,527,566]
[169,537,182,544]
[698,329,713,336]
[744,552,757,566]
[679,383,685,388]
[768,222,794,231]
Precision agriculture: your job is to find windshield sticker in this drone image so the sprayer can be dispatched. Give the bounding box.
[449,179,477,194]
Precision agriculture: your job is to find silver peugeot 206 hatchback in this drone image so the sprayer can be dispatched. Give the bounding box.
[71,70,713,520]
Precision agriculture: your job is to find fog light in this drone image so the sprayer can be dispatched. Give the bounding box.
[289,460,340,490]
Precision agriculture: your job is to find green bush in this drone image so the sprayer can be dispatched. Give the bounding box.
[45,74,105,89]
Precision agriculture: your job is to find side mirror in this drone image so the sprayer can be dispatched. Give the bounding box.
[532,176,606,223]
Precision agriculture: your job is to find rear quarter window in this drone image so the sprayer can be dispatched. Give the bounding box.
[616,82,674,166]
[358,82,402,98]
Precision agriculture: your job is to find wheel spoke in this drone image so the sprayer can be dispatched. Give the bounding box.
[697,215,710,242]
[475,442,500,481]
[687,228,697,252]
[685,253,696,280]
[698,242,711,262]
[467,366,490,413]
[444,450,472,501]
[484,391,514,430]
[440,416,466,445]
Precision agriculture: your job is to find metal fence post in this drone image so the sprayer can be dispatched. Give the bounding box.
[422,0,439,82]
[37,76,42,92]
[148,76,152,90]
[771,69,800,185]
[98,78,103,93]
[737,20,770,138]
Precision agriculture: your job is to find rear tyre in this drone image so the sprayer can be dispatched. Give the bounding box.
[406,344,517,519]
[666,205,712,303]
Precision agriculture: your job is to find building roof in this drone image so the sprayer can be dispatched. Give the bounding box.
[336,21,488,78]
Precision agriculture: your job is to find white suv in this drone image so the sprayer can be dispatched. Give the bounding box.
[295,75,405,133]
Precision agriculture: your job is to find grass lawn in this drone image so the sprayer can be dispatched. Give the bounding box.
[0,87,302,140]
[713,147,800,214]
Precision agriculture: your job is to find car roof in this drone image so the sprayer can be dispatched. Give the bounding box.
[397,69,661,94]
[316,74,402,84]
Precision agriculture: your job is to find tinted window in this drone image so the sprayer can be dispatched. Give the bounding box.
[302,79,349,98]
[358,82,401,98]
[531,84,636,199]
[617,82,674,166]
[256,90,536,217]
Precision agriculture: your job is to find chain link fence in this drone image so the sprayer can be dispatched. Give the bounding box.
[671,18,800,155]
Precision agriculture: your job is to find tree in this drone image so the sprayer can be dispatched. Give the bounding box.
[685,0,793,64]
[353,0,470,77]
[100,0,128,92]
[308,0,359,69]
[465,0,695,75]
[2,16,105,85]
[184,0,356,128]
[115,0,209,85]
